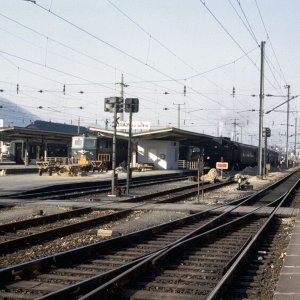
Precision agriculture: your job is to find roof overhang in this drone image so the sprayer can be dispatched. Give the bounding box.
[0,127,74,142]
[89,127,129,140]
[89,126,221,144]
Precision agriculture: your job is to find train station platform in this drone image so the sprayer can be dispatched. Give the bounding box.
[0,168,192,197]
[274,212,300,299]
[0,164,38,175]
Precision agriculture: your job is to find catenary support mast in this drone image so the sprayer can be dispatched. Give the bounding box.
[258,41,265,178]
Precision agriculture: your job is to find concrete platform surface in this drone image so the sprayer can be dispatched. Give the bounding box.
[274,214,300,299]
[0,169,188,196]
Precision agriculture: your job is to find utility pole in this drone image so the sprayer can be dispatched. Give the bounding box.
[116,74,128,122]
[285,85,290,168]
[263,129,267,177]
[249,134,255,145]
[231,118,239,142]
[77,116,80,135]
[258,41,265,178]
[233,118,237,142]
[173,102,185,129]
[294,117,297,160]
[120,74,124,121]
[239,124,243,143]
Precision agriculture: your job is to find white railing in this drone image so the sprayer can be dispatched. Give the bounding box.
[45,157,69,164]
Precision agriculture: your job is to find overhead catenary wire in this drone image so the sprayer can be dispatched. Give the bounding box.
[31,2,187,87]
[105,0,251,109]
[4,3,265,123]
[0,12,234,114]
[227,0,259,46]
[254,0,287,85]
[105,0,200,75]
[27,2,243,111]
[3,1,289,141]
[235,0,259,45]
[199,0,285,96]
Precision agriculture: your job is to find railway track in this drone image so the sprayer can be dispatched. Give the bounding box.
[0,210,231,299]
[222,218,291,300]
[76,171,300,300]
[1,172,195,200]
[0,208,130,254]
[102,216,267,300]
[0,171,298,299]
[0,180,233,254]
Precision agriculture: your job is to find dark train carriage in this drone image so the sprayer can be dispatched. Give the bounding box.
[182,136,232,170]
[233,142,257,168]
[219,137,236,169]
[267,149,279,166]
[184,135,260,171]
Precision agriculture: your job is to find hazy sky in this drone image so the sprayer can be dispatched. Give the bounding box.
[1,0,299,148]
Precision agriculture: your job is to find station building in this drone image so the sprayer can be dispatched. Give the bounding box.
[0,120,87,165]
[0,120,223,170]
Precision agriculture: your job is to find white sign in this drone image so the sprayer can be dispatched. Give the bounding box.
[216,162,229,170]
[117,121,150,130]
[0,119,3,128]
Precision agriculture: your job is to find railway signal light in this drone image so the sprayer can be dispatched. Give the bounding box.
[263,127,271,138]
[125,98,139,113]
[104,97,123,113]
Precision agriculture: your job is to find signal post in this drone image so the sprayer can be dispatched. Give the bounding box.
[263,127,271,177]
[104,96,139,196]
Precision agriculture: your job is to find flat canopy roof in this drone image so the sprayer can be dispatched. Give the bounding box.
[0,126,224,145]
[0,127,75,142]
[132,127,219,141]
[89,127,221,144]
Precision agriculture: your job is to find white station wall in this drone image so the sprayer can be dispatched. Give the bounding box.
[137,140,179,170]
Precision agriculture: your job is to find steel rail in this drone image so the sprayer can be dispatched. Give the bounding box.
[78,172,300,299]
[0,172,295,299]
[0,180,233,253]
[206,170,300,300]
[0,209,132,254]
[19,177,297,298]
[0,207,92,232]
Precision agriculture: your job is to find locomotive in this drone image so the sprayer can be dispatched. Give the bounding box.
[185,136,279,171]
[71,135,127,167]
